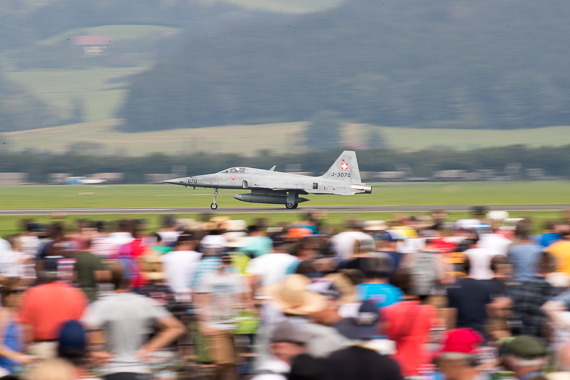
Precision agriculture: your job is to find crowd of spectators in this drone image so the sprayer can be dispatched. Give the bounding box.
[1,209,570,380]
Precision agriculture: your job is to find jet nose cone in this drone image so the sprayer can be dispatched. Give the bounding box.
[162,177,188,185]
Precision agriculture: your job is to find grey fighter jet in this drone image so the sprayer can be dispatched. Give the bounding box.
[163,150,371,210]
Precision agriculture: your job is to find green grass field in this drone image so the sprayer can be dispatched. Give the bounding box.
[1,181,568,237]
[2,119,306,156]
[1,182,569,209]
[6,67,148,123]
[5,120,570,157]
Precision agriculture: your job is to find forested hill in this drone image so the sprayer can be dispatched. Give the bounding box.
[119,0,570,132]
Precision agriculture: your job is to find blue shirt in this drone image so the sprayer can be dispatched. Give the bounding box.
[357,283,403,308]
[508,243,543,281]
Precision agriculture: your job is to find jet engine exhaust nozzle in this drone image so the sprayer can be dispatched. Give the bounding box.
[351,184,372,194]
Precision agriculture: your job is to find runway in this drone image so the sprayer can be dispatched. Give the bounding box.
[1,205,569,215]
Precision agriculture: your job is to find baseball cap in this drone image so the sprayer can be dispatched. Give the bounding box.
[504,335,547,360]
[58,320,87,359]
[336,300,379,340]
[435,328,482,357]
[271,320,310,344]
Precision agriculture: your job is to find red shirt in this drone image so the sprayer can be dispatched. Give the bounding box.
[382,300,436,377]
[18,282,88,341]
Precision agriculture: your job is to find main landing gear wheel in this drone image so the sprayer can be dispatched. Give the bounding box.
[286,203,298,209]
[211,188,219,210]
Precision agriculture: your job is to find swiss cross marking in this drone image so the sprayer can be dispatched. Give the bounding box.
[340,162,349,171]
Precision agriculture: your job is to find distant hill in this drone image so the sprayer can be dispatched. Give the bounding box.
[119,0,570,131]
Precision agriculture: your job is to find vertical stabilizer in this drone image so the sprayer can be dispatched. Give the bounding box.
[321,151,362,184]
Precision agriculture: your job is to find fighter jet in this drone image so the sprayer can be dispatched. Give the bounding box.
[162,150,371,209]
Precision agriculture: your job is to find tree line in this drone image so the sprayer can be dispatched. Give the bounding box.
[119,0,570,132]
[1,145,569,184]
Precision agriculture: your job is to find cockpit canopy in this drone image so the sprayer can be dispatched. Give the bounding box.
[219,167,246,174]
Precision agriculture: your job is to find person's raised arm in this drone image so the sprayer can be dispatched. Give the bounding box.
[138,315,186,358]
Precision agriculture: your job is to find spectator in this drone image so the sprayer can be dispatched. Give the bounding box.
[502,252,562,337]
[502,335,548,380]
[538,221,561,248]
[330,219,374,261]
[73,239,108,302]
[509,220,543,282]
[434,328,483,380]
[251,320,311,380]
[246,240,299,290]
[240,225,273,258]
[546,226,570,278]
[402,237,445,300]
[106,219,134,249]
[27,358,76,380]
[19,258,88,359]
[445,256,491,336]
[327,299,403,380]
[57,320,100,380]
[156,215,180,245]
[383,268,439,377]
[161,233,201,302]
[0,284,34,376]
[82,261,185,380]
[195,253,252,380]
[544,343,570,380]
[356,256,403,308]
[465,231,505,280]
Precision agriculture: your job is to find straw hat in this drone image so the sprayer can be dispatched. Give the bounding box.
[264,274,327,315]
[141,252,165,281]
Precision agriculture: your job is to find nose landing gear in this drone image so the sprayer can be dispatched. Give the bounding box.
[210,188,219,210]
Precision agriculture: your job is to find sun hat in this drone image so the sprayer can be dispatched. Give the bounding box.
[264,274,327,315]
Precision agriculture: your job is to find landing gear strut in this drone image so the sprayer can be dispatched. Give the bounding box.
[211,188,219,210]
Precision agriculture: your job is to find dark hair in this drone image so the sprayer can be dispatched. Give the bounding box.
[248,224,261,233]
[176,233,197,245]
[459,255,471,275]
[118,219,132,233]
[515,220,530,240]
[490,255,509,273]
[340,269,365,286]
[108,261,127,290]
[538,251,557,274]
[471,206,487,218]
[393,268,414,295]
[95,220,105,233]
[361,256,392,279]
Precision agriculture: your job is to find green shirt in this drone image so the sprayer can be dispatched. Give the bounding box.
[74,251,104,302]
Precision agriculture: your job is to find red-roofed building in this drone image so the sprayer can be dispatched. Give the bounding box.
[71,36,112,56]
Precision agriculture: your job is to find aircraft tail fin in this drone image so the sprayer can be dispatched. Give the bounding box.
[321,151,362,184]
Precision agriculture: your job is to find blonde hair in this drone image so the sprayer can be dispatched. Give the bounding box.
[27,358,75,380]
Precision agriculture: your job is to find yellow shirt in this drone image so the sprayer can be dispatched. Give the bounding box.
[547,241,570,276]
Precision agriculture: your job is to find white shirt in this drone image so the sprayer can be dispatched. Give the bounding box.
[157,231,180,245]
[19,235,40,257]
[246,253,298,287]
[162,250,202,301]
[465,247,504,280]
[479,233,512,256]
[107,232,134,251]
[331,231,374,260]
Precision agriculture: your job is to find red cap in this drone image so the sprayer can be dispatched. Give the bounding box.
[435,328,482,357]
